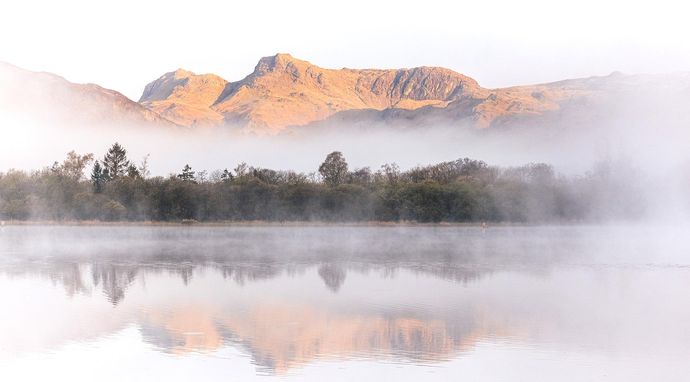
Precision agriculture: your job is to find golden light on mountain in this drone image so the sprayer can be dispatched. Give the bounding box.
[138,53,487,131]
[3,54,689,134]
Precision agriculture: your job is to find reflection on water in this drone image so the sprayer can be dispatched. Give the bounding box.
[1,225,690,381]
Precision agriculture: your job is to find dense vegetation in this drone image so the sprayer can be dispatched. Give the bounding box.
[0,143,643,222]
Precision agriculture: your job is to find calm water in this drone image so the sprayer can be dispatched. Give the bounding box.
[1,225,690,381]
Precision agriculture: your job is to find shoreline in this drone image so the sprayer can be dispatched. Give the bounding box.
[0,220,534,227]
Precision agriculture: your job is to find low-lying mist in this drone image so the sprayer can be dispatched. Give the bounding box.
[1,88,690,223]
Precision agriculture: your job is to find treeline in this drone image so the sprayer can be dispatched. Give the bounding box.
[0,143,643,222]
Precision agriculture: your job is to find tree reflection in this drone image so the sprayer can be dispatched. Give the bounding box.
[317,264,346,292]
[91,264,138,305]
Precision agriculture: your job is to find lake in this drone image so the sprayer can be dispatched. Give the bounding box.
[1,225,689,381]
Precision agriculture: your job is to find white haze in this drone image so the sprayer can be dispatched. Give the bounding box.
[1,112,690,222]
[1,98,688,175]
[0,112,656,174]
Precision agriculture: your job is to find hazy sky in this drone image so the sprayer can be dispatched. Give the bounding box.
[1,0,689,100]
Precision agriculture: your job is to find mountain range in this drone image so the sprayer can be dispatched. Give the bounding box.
[2,54,689,134]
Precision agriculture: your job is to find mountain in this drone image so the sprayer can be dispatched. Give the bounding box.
[138,69,227,127]
[3,56,689,134]
[300,70,690,133]
[140,53,490,131]
[139,53,643,132]
[0,62,174,128]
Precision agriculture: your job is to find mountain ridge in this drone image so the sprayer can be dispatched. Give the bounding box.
[3,56,690,134]
[139,53,489,131]
[138,53,634,132]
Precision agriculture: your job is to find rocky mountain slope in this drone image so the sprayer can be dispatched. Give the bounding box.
[139,53,490,131]
[138,53,631,132]
[138,69,227,127]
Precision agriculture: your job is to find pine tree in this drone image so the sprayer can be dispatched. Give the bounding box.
[220,169,234,182]
[102,142,130,180]
[178,164,196,182]
[127,164,141,178]
[91,161,105,193]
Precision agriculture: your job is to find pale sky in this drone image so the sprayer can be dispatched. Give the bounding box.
[1,0,689,100]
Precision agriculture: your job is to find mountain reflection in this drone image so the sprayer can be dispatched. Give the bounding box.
[135,295,494,374]
[0,225,640,373]
[0,256,519,373]
[1,261,509,373]
[2,226,690,378]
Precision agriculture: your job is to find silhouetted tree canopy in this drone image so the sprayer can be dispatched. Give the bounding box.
[0,144,650,223]
[319,151,348,187]
[178,164,196,182]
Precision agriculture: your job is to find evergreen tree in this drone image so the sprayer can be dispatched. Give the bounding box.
[220,169,234,182]
[102,143,130,180]
[91,161,105,193]
[178,164,196,182]
[127,164,141,179]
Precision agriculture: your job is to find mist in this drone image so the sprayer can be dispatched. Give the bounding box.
[3,224,690,381]
[3,108,688,177]
[2,90,690,223]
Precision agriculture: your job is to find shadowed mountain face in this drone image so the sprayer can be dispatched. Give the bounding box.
[0,62,175,128]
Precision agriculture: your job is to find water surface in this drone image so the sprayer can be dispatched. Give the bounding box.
[1,225,689,381]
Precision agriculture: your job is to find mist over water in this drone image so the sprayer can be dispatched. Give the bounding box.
[1,225,690,381]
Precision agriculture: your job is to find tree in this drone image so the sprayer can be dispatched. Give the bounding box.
[234,162,249,177]
[126,164,141,179]
[349,167,372,185]
[220,169,234,182]
[102,143,130,180]
[379,163,400,185]
[197,170,208,183]
[178,164,196,182]
[61,151,94,180]
[91,161,106,193]
[319,151,348,187]
[138,154,151,179]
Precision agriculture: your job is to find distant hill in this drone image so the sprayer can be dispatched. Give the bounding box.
[0,62,175,128]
